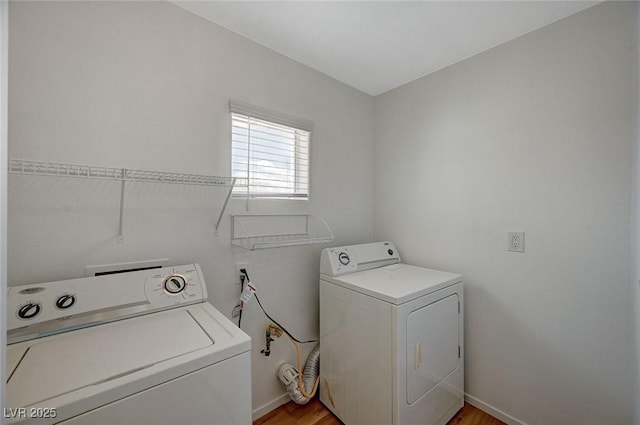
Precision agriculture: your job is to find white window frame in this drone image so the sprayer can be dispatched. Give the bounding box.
[230,100,312,200]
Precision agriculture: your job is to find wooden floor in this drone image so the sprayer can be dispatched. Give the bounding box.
[254,398,505,425]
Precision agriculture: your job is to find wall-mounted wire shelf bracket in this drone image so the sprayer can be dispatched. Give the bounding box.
[9,158,241,241]
[231,214,334,250]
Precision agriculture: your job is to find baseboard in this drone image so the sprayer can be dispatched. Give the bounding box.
[252,392,291,421]
[465,393,526,425]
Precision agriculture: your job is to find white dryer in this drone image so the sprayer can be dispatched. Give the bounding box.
[319,242,463,425]
[5,264,251,425]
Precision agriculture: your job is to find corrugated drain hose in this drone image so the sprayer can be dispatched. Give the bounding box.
[277,339,320,404]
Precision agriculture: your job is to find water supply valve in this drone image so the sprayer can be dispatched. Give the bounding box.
[260,324,282,356]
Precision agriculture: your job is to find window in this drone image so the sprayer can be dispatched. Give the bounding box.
[230,101,312,199]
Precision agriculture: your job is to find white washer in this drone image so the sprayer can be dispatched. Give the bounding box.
[6,264,251,425]
[319,242,463,425]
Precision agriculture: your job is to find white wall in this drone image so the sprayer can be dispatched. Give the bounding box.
[374,2,636,425]
[7,1,374,417]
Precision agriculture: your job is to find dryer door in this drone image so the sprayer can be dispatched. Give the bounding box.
[406,293,460,404]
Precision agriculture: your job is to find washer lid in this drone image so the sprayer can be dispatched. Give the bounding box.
[7,309,213,408]
[321,263,462,304]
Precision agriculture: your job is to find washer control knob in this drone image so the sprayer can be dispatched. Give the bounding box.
[163,274,187,295]
[338,252,350,266]
[17,302,42,320]
[56,294,76,310]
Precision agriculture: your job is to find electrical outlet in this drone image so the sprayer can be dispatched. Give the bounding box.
[508,232,525,253]
[235,263,248,285]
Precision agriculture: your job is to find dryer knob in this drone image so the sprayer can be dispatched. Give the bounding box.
[338,252,350,266]
[163,275,187,295]
[17,302,42,320]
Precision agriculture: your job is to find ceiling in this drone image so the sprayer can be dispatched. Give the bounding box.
[172,1,601,96]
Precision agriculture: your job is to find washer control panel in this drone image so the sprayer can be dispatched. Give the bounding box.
[7,264,207,342]
[320,242,400,277]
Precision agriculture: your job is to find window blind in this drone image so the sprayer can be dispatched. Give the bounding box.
[230,101,311,199]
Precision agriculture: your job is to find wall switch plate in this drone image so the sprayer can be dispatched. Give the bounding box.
[508,232,525,253]
[235,263,248,285]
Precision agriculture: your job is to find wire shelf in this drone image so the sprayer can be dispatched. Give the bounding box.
[9,158,241,187]
[9,158,123,180]
[9,158,243,239]
[231,214,334,250]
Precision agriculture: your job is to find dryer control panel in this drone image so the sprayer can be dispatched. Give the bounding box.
[320,241,400,276]
[7,264,207,344]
